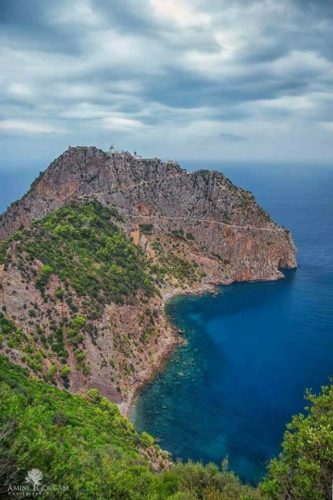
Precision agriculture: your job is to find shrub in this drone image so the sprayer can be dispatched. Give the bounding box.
[60,366,71,377]
[141,431,155,447]
[71,315,86,329]
[75,350,86,362]
[0,314,15,335]
[139,223,154,234]
[36,264,54,288]
[55,288,65,299]
[171,229,185,240]
[47,365,58,379]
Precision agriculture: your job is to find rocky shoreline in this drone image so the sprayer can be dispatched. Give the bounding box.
[119,282,217,417]
[120,269,291,418]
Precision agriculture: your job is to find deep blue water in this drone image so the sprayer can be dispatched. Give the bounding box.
[132,164,333,484]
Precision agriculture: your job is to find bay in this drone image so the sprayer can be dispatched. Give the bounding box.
[132,164,333,484]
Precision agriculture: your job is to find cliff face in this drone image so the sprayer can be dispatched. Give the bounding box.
[0,147,296,411]
[0,146,296,279]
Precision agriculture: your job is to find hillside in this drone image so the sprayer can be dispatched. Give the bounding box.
[1,356,332,499]
[0,201,178,410]
[0,147,297,412]
[0,356,261,499]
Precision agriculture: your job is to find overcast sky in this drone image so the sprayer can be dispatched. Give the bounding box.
[1,0,333,168]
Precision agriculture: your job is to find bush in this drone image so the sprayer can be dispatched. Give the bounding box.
[186,233,195,241]
[75,350,86,362]
[139,223,154,234]
[141,431,155,447]
[36,264,54,288]
[60,366,71,377]
[55,288,65,299]
[47,365,58,380]
[71,315,86,329]
[0,313,15,335]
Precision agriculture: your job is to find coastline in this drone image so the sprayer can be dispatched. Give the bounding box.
[119,281,222,418]
[120,269,295,419]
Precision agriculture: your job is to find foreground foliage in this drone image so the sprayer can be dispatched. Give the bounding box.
[1,358,333,498]
[0,357,259,499]
[261,385,333,499]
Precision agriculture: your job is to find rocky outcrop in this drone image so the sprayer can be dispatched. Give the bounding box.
[0,146,297,412]
[0,146,296,281]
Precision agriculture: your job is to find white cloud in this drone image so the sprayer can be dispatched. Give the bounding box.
[7,83,34,98]
[102,115,145,131]
[271,50,333,77]
[0,120,66,134]
[150,0,211,28]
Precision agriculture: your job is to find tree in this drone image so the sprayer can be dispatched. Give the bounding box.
[261,385,333,499]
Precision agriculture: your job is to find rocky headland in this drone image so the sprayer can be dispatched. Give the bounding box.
[0,146,297,413]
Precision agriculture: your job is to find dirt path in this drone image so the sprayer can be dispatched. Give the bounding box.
[125,214,285,233]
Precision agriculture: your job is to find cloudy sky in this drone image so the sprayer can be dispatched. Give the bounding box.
[1,0,333,168]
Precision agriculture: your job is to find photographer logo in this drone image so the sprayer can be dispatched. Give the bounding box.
[6,468,69,496]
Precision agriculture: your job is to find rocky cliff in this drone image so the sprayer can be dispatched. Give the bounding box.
[0,146,296,412]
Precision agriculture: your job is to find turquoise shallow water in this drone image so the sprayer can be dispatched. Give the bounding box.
[131,164,333,484]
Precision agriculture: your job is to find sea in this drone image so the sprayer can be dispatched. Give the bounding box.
[1,162,333,485]
[130,162,333,485]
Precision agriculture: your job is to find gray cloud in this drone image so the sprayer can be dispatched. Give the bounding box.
[0,0,333,166]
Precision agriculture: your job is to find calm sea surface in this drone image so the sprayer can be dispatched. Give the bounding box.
[132,164,333,484]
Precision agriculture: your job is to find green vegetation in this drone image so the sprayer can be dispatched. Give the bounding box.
[1,343,333,498]
[0,313,17,336]
[186,232,195,241]
[1,201,155,312]
[139,223,154,234]
[37,264,54,289]
[0,357,258,499]
[0,312,70,376]
[261,385,333,499]
[170,229,186,240]
[55,287,65,299]
[0,312,27,350]
[71,314,86,329]
[153,252,202,284]
[60,365,71,377]
[149,237,202,285]
[47,364,58,380]
[165,254,200,282]
[170,229,195,241]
